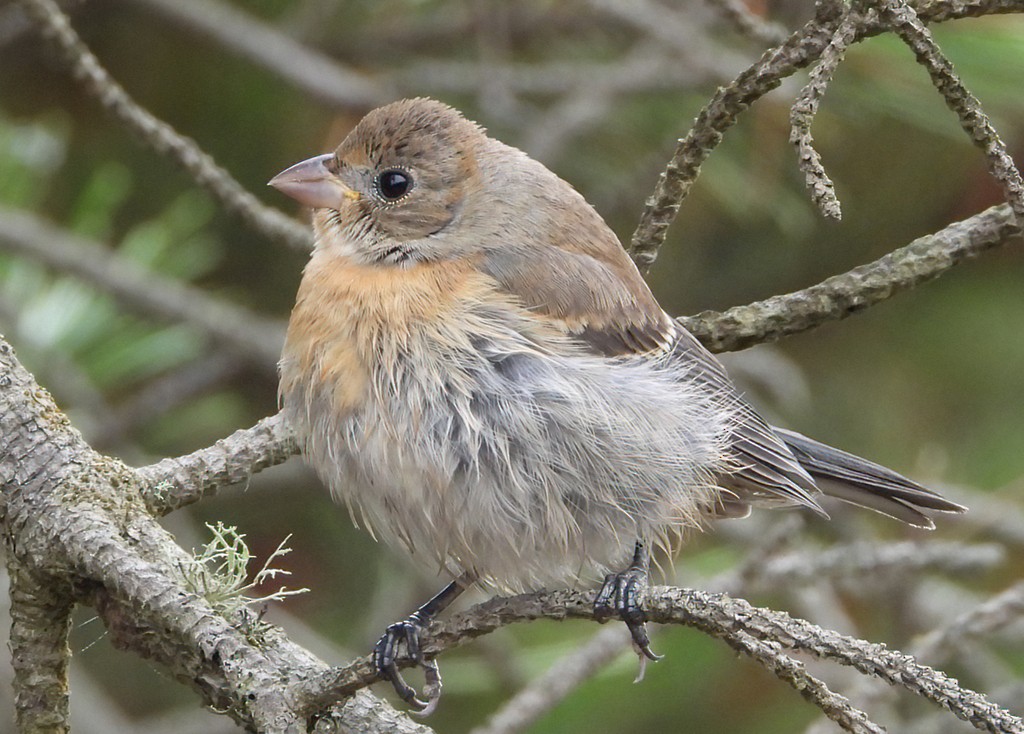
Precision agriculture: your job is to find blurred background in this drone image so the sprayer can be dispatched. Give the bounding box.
[1,0,1023,731]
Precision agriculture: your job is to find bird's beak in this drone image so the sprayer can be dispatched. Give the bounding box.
[268,153,360,209]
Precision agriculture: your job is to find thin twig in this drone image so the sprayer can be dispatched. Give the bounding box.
[789,4,860,220]
[723,630,885,733]
[521,45,668,164]
[703,0,789,46]
[15,0,312,251]
[469,625,633,734]
[91,352,244,451]
[880,0,1024,223]
[712,540,1004,593]
[396,55,726,97]
[627,5,847,271]
[947,484,1024,547]
[585,0,751,74]
[627,0,1024,270]
[914,579,1024,663]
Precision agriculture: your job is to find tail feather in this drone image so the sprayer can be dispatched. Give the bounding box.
[773,427,967,529]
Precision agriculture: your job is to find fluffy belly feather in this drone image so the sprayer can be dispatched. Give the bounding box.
[280,255,733,589]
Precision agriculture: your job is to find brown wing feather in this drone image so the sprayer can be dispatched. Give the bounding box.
[479,242,675,357]
[479,237,825,515]
[668,330,824,514]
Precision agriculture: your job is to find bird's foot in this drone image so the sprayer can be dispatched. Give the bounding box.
[594,563,662,681]
[373,612,442,716]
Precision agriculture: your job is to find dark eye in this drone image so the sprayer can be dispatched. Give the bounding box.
[376,169,412,200]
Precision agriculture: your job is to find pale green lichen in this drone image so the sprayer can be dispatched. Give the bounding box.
[178,522,308,620]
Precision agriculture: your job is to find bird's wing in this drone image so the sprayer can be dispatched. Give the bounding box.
[479,242,825,515]
[479,242,676,356]
[669,328,824,514]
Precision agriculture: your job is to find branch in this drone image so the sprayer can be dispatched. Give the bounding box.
[713,540,1005,593]
[395,55,727,97]
[789,0,1024,223]
[585,0,751,72]
[295,588,1021,732]
[15,0,312,252]
[914,579,1024,663]
[722,630,884,734]
[471,532,1000,733]
[627,3,846,270]
[0,337,426,733]
[6,563,73,732]
[469,626,633,734]
[135,411,298,516]
[627,0,1024,270]
[679,203,1021,353]
[90,352,244,450]
[703,0,789,46]
[0,206,285,367]
[880,0,1024,221]
[789,6,858,220]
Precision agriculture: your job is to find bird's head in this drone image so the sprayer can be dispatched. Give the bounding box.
[269,98,488,265]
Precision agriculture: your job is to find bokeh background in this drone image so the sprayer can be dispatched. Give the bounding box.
[1,0,1023,731]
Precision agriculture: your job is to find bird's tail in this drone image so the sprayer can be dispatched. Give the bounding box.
[773,427,967,529]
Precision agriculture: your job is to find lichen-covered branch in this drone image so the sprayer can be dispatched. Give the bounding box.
[294,588,1021,732]
[722,630,884,734]
[881,0,1024,222]
[628,0,1024,269]
[786,0,1024,225]
[135,411,298,516]
[471,536,1003,734]
[0,338,427,733]
[627,4,847,270]
[679,203,1021,353]
[6,564,73,733]
[789,5,859,220]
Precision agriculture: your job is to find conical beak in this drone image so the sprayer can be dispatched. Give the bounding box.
[268,153,360,209]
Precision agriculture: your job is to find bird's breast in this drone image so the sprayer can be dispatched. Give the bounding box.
[280,253,500,416]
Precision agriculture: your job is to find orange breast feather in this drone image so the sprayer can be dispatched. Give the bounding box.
[281,254,493,414]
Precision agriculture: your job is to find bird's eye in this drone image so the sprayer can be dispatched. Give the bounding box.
[376,169,412,200]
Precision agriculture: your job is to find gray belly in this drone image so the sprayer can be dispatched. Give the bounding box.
[286,342,733,590]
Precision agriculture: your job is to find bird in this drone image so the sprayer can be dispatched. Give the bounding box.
[269,97,965,714]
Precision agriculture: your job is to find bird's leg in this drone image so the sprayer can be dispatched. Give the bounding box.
[373,572,474,715]
[594,540,662,680]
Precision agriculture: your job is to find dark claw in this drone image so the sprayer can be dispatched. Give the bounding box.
[373,615,442,714]
[594,563,663,667]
